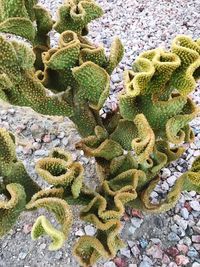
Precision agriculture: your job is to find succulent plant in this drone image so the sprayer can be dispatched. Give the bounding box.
[0,0,200,266]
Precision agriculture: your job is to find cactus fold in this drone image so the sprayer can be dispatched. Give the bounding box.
[54,0,104,35]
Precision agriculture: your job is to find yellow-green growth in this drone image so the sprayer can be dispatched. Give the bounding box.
[54,0,104,35]
[31,215,66,250]
[0,183,26,237]
[119,36,200,144]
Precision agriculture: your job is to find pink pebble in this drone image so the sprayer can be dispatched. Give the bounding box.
[43,134,51,143]
[146,244,163,259]
[192,235,200,243]
[168,262,178,267]
[177,244,189,254]
[175,255,189,266]
[162,253,170,264]
[166,246,179,257]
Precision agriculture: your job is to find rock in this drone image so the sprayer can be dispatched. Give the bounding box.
[175,255,189,266]
[166,247,179,257]
[75,229,85,236]
[168,262,178,267]
[167,232,180,242]
[104,262,116,267]
[128,264,137,267]
[30,124,44,139]
[129,226,137,235]
[182,236,192,246]
[54,251,63,260]
[150,238,162,245]
[113,257,128,267]
[161,168,171,178]
[187,247,199,258]
[177,244,189,254]
[131,245,140,257]
[112,73,121,83]
[84,225,96,236]
[43,134,51,143]
[23,224,32,234]
[180,207,189,220]
[192,225,200,234]
[52,139,60,147]
[57,132,65,139]
[120,248,131,258]
[167,175,177,186]
[162,254,170,264]
[146,244,163,259]
[192,263,200,267]
[127,240,135,248]
[131,209,143,219]
[173,215,188,230]
[192,235,200,243]
[39,243,47,250]
[19,251,27,260]
[139,238,148,249]
[190,201,200,211]
[34,149,48,157]
[131,217,143,228]
[193,243,200,251]
[62,137,69,146]
[161,181,169,191]
[139,261,151,267]
[8,108,15,115]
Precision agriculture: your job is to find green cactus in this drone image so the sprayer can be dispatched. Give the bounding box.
[54,0,104,35]
[0,0,200,266]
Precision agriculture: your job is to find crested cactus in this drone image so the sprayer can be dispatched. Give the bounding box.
[0,0,200,266]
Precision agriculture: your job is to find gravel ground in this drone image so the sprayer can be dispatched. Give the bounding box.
[0,0,200,266]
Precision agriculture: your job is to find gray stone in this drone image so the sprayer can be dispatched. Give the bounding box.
[167,175,177,186]
[167,232,180,242]
[139,260,151,267]
[84,225,96,236]
[161,168,171,179]
[104,262,116,267]
[190,201,200,211]
[34,149,48,157]
[131,217,143,228]
[180,207,189,220]
[120,248,131,258]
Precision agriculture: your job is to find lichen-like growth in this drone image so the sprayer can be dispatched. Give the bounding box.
[0,0,200,266]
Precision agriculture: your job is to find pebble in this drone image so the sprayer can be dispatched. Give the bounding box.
[84,225,96,236]
[167,232,181,242]
[161,168,171,179]
[139,238,148,249]
[139,261,151,267]
[182,236,192,246]
[192,263,200,267]
[34,149,48,157]
[167,175,177,186]
[104,262,116,267]
[120,248,131,258]
[175,255,189,266]
[168,263,178,267]
[177,244,189,254]
[180,208,189,220]
[192,235,200,243]
[54,251,63,260]
[187,247,199,258]
[131,217,143,228]
[18,252,27,260]
[146,244,163,259]
[131,245,140,257]
[190,201,200,211]
[75,229,85,236]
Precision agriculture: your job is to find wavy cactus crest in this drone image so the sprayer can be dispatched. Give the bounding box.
[0,0,200,266]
